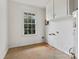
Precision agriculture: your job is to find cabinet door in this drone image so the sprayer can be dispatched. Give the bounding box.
[46,0,54,20]
[47,22,58,47]
[54,0,67,18]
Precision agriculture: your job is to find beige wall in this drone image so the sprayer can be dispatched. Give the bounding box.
[0,0,8,59]
[8,1,46,48]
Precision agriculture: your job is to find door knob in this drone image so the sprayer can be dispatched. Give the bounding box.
[56,31,59,34]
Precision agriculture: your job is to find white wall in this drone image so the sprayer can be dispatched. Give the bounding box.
[46,17,74,55]
[8,1,46,48]
[10,0,49,8]
[0,0,8,59]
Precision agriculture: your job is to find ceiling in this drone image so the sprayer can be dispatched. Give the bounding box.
[12,0,49,8]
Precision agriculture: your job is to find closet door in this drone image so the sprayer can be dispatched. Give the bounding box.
[54,0,67,19]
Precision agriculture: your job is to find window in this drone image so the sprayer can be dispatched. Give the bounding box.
[24,12,36,35]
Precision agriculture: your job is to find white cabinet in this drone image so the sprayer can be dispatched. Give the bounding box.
[54,0,67,18]
[47,18,73,54]
[46,0,54,20]
[46,0,74,20]
[46,21,58,48]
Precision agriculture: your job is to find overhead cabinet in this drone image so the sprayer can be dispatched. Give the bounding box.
[46,0,74,20]
[46,0,54,20]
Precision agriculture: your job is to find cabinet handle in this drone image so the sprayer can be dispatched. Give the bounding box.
[53,14,56,18]
[53,14,55,18]
[49,33,56,36]
[56,31,59,34]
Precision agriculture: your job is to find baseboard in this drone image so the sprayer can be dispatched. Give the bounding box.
[47,43,70,56]
[8,40,45,48]
[0,48,8,59]
[9,42,46,49]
